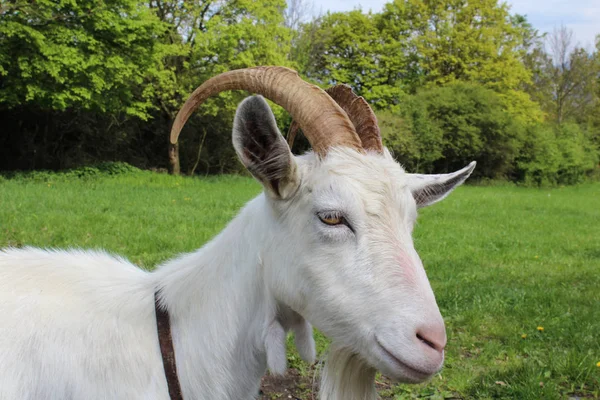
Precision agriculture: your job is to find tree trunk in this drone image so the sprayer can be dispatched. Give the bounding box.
[168,141,181,175]
[189,128,208,176]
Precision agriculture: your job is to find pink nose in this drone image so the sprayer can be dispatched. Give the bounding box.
[416,324,447,353]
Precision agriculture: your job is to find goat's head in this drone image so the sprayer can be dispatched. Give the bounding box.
[171,67,475,383]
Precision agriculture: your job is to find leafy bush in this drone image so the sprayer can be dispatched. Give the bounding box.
[382,82,527,179]
[379,82,599,185]
[1,162,141,182]
[0,0,166,118]
[378,98,443,173]
[516,123,598,185]
[418,82,526,178]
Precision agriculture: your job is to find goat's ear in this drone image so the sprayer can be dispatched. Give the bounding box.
[233,96,300,199]
[406,162,476,208]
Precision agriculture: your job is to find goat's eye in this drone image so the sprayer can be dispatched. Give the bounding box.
[317,212,345,226]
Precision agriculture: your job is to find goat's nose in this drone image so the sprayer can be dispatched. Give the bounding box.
[416,324,446,353]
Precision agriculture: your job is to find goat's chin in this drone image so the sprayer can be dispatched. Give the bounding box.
[319,345,435,400]
[368,337,443,384]
[319,341,442,400]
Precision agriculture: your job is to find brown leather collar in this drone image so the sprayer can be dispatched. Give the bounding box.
[155,292,184,400]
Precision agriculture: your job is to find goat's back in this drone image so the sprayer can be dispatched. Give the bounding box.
[0,247,168,399]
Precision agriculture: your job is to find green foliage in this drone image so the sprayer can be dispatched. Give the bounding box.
[378,0,532,92]
[302,0,534,106]
[523,26,600,126]
[0,0,293,174]
[299,0,551,173]
[378,98,444,172]
[300,10,405,108]
[1,172,598,398]
[151,0,292,118]
[516,123,599,185]
[178,0,293,165]
[0,0,598,186]
[0,0,169,118]
[420,82,526,178]
[382,82,527,179]
[381,78,598,184]
[2,162,142,182]
[138,0,293,174]
[380,79,598,184]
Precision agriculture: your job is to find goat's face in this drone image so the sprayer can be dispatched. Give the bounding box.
[233,96,475,383]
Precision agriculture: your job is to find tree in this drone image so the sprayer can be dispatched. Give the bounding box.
[0,0,294,174]
[147,0,292,174]
[378,98,444,173]
[546,26,599,124]
[0,0,168,117]
[523,26,600,125]
[285,0,314,31]
[299,10,406,108]
[0,0,176,170]
[515,122,598,185]
[298,0,541,121]
[383,82,526,178]
[285,0,316,73]
[377,0,531,92]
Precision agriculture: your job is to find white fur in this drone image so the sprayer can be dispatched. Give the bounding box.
[0,99,475,399]
[320,345,378,400]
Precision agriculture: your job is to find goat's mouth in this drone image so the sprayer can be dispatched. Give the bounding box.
[374,336,437,383]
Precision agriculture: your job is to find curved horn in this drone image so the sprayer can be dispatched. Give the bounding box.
[288,84,383,153]
[170,67,363,157]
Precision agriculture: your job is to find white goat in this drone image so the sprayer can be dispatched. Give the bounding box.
[0,67,475,400]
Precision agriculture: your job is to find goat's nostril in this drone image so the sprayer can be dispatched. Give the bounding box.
[416,332,444,352]
[416,333,436,350]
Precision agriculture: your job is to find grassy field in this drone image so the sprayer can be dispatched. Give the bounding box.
[1,167,599,399]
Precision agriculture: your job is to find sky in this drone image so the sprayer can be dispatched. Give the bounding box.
[311,0,599,51]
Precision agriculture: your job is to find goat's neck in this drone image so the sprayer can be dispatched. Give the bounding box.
[153,195,275,399]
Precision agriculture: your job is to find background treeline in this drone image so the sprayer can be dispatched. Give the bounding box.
[1,0,599,184]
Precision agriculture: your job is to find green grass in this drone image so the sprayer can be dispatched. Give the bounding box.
[0,168,260,267]
[379,182,600,399]
[1,168,599,399]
